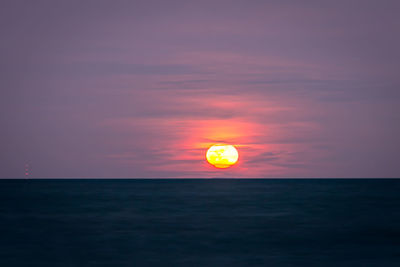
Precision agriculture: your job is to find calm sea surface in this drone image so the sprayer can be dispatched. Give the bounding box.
[1,179,400,266]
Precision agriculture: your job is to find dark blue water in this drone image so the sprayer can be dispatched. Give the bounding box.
[1,179,400,266]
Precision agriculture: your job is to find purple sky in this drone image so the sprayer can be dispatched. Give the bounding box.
[1,0,400,178]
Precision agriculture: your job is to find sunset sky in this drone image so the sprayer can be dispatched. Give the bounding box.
[1,0,399,178]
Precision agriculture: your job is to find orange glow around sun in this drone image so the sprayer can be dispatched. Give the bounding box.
[206,144,239,168]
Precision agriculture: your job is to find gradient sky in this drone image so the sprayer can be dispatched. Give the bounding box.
[1,0,399,178]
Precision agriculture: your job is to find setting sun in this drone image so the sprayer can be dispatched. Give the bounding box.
[206,144,239,168]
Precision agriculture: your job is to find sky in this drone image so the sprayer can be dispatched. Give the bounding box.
[1,0,399,178]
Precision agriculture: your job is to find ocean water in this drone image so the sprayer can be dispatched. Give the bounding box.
[0,179,399,266]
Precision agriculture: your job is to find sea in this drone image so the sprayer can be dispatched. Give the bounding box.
[1,179,399,266]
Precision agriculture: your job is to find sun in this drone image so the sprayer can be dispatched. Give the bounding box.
[206,144,239,168]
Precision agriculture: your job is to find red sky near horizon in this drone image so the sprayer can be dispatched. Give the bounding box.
[1,1,400,178]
